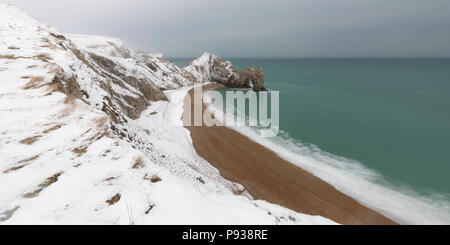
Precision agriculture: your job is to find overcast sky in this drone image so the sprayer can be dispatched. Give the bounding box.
[6,0,450,58]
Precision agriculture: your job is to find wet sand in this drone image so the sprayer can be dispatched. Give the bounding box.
[184,83,397,225]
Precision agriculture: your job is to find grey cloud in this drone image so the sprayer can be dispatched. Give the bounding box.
[6,0,450,57]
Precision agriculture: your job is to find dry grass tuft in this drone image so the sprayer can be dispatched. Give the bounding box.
[72,146,88,157]
[42,172,62,187]
[43,82,60,95]
[57,104,77,119]
[23,172,62,198]
[4,164,26,173]
[145,174,162,183]
[50,75,83,104]
[42,124,62,134]
[33,53,52,62]
[92,116,108,129]
[19,135,41,145]
[104,177,116,182]
[86,131,107,143]
[106,193,121,205]
[4,155,40,173]
[43,62,58,69]
[50,33,66,40]
[22,190,41,199]
[0,54,17,59]
[132,156,145,169]
[23,76,45,89]
[40,43,59,50]
[102,149,111,157]
[27,64,39,69]
[47,67,63,75]
[8,46,20,50]
[20,154,40,163]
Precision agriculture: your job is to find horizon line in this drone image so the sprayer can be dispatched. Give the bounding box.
[168,56,450,60]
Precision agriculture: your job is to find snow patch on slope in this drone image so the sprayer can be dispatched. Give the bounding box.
[184,52,236,84]
[68,34,134,58]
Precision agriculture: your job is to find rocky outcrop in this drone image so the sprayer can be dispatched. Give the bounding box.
[239,67,266,91]
[184,53,267,91]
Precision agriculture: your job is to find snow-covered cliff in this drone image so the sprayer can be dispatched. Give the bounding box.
[0,4,332,224]
[184,52,267,91]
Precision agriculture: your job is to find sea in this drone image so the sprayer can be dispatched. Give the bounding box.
[171,57,450,224]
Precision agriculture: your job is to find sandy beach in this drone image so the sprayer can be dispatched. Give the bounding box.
[184,83,397,225]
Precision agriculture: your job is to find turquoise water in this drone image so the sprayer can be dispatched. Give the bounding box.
[172,58,450,222]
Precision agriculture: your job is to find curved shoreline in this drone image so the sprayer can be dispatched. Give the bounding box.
[184,83,397,225]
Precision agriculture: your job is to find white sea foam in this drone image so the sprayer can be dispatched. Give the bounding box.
[204,90,450,225]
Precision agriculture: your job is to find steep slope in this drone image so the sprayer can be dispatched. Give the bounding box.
[0,4,333,224]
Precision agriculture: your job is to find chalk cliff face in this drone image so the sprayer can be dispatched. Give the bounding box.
[184,53,267,91]
[0,4,333,225]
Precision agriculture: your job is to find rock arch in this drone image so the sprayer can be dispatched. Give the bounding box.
[239,67,267,91]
